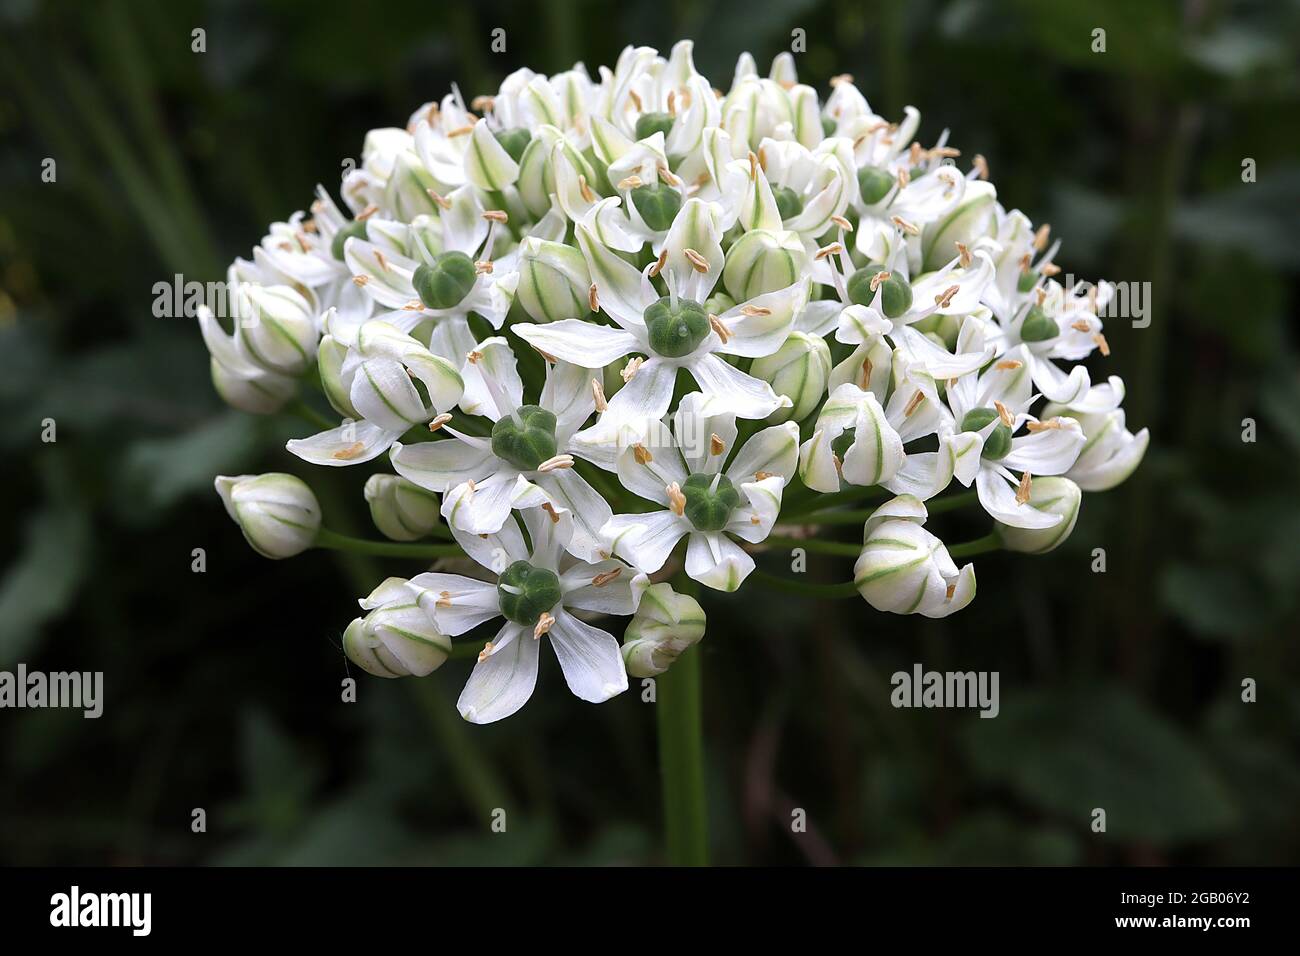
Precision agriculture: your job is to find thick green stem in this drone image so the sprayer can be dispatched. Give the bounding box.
[764,536,862,557]
[751,568,861,599]
[314,528,462,560]
[948,532,1000,559]
[656,644,708,866]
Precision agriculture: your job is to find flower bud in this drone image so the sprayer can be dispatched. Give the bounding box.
[516,237,591,322]
[236,285,318,376]
[318,335,360,419]
[209,359,295,415]
[722,230,809,301]
[750,331,832,423]
[854,495,976,618]
[920,180,996,272]
[215,473,321,559]
[343,577,451,677]
[364,474,441,542]
[621,583,706,678]
[996,476,1081,554]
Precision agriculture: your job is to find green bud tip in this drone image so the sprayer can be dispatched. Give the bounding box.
[630,182,683,232]
[490,404,559,471]
[330,220,368,261]
[1019,304,1058,342]
[412,251,477,310]
[497,560,563,627]
[493,127,532,164]
[857,166,895,206]
[1016,269,1038,293]
[644,296,710,358]
[682,472,741,532]
[961,406,1013,460]
[847,267,913,318]
[772,185,804,221]
[634,111,675,142]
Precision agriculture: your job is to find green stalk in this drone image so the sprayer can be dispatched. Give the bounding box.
[763,536,862,557]
[751,568,861,599]
[314,528,463,560]
[656,643,708,866]
[948,532,1000,559]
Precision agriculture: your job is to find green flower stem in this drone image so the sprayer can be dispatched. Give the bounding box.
[763,536,862,557]
[947,532,1001,559]
[656,642,708,866]
[925,489,978,514]
[751,568,861,599]
[288,398,336,433]
[314,528,463,560]
[781,485,888,520]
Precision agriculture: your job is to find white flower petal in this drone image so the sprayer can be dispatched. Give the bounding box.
[511,320,641,369]
[685,531,755,592]
[286,420,402,467]
[604,510,692,573]
[457,622,539,724]
[547,608,628,704]
[690,353,791,419]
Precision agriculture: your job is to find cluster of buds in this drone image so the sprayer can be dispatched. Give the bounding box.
[204,43,1147,722]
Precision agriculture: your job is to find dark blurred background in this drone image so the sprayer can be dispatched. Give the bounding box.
[1,0,1297,866]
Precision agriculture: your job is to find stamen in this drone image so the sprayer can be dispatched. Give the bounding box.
[994,359,1023,370]
[617,174,643,190]
[1040,262,1061,277]
[427,413,453,432]
[946,582,956,601]
[747,151,758,182]
[709,313,730,344]
[666,90,677,114]
[374,250,390,272]
[466,349,483,364]
[909,143,923,166]
[754,470,775,481]
[482,209,509,223]
[628,88,643,112]
[666,482,686,516]
[632,443,653,464]
[1071,319,1092,333]
[621,356,643,382]
[930,146,961,159]
[477,642,494,663]
[831,214,853,231]
[897,167,911,187]
[542,502,561,523]
[860,355,873,389]
[436,591,453,609]
[709,433,726,456]
[935,285,959,308]
[757,146,768,170]
[829,73,854,87]
[648,249,668,277]
[403,300,423,310]
[1016,471,1033,505]
[425,189,453,210]
[475,260,494,274]
[533,612,555,640]
[332,442,366,460]
[531,344,558,363]
[869,271,891,293]
[832,453,844,477]
[356,204,379,221]
[1018,253,1032,274]
[589,283,600,313]
[904,390,926,416]
[891,216,920,235]
[955,241,973,268]
[592,568,622,588]
[447,124,474,138]
[591,378,608,412]
[1093,333,1111,357]
[657,165,682,186]
[972,154,989,180]
[815,242,844,260]
[352,275,369,286]
[1033,224,1051,251]
[1026,419,1063,432]
[578,175,596,203]
[537,454,575,473]
[740,304,771,316]
[684,248,709,273]
[993,400,1014,427]
[471,95,495,112]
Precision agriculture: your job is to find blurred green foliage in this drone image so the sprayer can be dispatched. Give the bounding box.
[0,0,1297,865]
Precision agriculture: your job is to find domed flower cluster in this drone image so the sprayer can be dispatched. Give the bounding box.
[205,42,1148,723]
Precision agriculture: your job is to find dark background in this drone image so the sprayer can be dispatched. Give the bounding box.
[1,0,1297,865]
